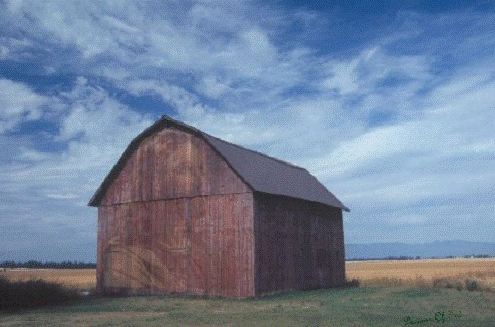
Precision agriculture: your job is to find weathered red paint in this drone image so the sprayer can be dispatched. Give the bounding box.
[95,126,345,298]
[97,128,255,297]
[254,193,345,296]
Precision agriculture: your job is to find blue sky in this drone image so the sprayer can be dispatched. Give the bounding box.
[1,0,494,262]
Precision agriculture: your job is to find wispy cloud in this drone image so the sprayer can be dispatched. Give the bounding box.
[0,79,48,132]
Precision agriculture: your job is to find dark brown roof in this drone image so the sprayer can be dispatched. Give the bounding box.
[88,115,349,211]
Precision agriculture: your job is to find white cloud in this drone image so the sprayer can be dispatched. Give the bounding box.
[321,46,431,97]
[0,77,156,261]
[322,56,361,94]
[306,41,495,177]
[0,80,44,117]
[102,15,140,33]
[1,77,153,202]
[54,79,154,173]
[4,0,304,104]
[0,79,48,133]
[123,78,285,147]
[6,0,23,13]
[0,45,9,59]
[344,171,495,204]
[17,147,52,162]
[465,139,495,153]
[45,193,79,200]
[197,75,231,99]
[149,26,194,67]
[126,79,210,119]
[238,28,277,71]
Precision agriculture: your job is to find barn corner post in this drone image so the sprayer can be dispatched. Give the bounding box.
[339,208,346,286]
[95,206,105,294]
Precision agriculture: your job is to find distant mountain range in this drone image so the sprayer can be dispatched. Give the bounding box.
[345,240,495,260]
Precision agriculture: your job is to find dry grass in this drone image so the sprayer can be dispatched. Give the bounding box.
[346,258,495,291]
[0,269,96,291]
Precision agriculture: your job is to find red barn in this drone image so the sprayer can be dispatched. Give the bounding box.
[89,115,349,298]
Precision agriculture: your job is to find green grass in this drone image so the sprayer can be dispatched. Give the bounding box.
[0,286,494,326]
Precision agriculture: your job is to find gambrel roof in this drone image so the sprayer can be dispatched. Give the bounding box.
[88,115,349,211]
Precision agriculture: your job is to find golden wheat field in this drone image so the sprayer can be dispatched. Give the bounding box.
[346,258,495,290]
[1,258,494,291]
[0,268,96,290]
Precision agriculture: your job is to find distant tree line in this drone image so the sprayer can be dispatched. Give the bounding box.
[349,256,421,261]
[0,260,96,269]
[444,254,492,259]
[348,254,493,261]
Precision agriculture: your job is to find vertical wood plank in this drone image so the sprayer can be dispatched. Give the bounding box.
[247,193,254,297]
[130,146,140,202]
[207,196,214,296]
[142,202,152,291]
[102,205,116,291]
[211,196,220,296]
[96,207,105,293]
[119,203,131,291]
[218,196,225,296]
[237,194,243,298]
[151,200,162,292]
[227,194,235,297]
[154,200,173,292]
[128,203,139,290]
[120,153,131,204]
[191,196,208,295]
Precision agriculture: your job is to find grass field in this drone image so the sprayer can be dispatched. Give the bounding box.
[1,286,494,326]
[1,259,494,326]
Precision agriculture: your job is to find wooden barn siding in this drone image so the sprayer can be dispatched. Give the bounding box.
[253,193,345,296]
[97,128,255,297]
[100,127,249,206]
[97,193,254,297]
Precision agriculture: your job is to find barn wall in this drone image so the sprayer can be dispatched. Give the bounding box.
[97,191,255,297]
[99,127,250,206]
[96,127,256,296]
[253,193,345,296]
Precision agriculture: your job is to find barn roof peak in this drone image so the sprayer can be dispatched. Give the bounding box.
[88,115,349,211]
[158,115,304,171]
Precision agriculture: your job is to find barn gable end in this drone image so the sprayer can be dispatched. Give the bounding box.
[98,127,250,206]
[95,126,255,297]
